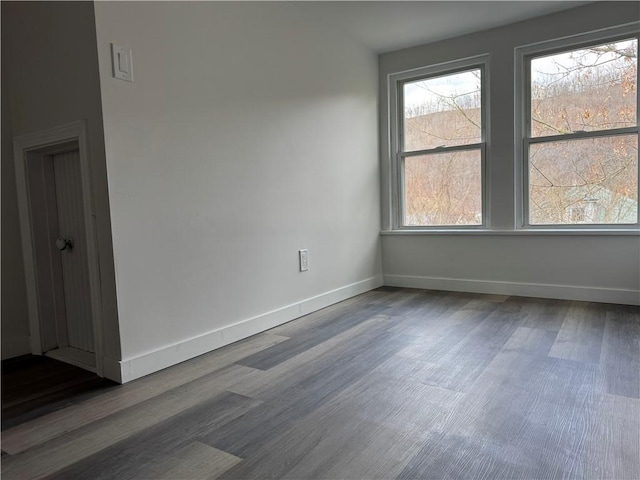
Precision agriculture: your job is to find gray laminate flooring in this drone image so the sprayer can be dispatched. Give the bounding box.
[2,287,639,480]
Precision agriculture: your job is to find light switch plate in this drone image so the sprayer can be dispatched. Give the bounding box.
[111,43,133,82]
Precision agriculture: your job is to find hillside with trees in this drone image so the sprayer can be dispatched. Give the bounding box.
[402,39,637,226]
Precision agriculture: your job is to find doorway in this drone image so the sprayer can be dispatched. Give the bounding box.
[14,121,103,375]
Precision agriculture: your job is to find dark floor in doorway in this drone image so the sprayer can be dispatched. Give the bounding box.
[1,355,117,430]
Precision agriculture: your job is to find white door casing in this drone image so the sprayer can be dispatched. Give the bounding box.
[13,121,103,375]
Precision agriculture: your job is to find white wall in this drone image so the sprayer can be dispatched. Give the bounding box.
[379,2,640,305]
[93,1,381,381]
[1,2,122,365]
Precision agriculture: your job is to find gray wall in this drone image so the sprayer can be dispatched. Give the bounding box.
[1,1,121,363]
[379,2,640,304]
[93,1,381,380]
[1,37,29,359]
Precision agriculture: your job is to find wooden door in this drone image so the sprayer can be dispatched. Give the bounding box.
[52,149,95,353]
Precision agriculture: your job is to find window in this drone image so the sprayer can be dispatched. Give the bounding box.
[521,31,639,228]
[390,57,487,228]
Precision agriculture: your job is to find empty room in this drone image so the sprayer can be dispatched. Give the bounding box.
[1,1,639,479]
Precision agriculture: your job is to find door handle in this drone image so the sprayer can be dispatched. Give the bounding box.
[56,237,74,251]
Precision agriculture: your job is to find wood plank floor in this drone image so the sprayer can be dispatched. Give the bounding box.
[2,287,639,480]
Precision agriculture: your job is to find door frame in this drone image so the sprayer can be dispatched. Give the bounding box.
[14,120,104,376]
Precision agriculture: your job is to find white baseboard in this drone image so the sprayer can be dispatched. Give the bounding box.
[116,275,383,383]
[384,274,640,306]
[2,335,31,360]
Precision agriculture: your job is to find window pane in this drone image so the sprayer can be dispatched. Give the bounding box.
[529,135,638,225]
[403,69,481,152]
[404,149,482,226]
[531,39,637,137]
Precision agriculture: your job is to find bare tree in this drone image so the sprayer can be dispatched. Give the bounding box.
[403,40,637,226]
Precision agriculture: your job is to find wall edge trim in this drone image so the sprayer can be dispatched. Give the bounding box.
[383,274,640,306]
[101,355,122,383]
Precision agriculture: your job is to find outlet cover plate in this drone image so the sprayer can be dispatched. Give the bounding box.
[299,249,309,272]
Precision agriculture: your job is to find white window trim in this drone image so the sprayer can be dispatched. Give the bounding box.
[388,54,491,231]
[515,22,640,231]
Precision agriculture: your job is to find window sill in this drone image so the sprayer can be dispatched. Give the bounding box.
[380,229,640,236]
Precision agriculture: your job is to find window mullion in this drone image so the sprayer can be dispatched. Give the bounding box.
[527,126,639,144]
[400,142,484,158]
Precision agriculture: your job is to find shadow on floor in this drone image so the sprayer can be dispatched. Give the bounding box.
[2,355,118,431]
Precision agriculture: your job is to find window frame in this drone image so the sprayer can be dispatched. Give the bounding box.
[515,23,640,231]
[388,55,490,230]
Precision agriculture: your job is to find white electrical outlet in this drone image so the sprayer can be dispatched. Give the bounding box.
[299,249,309,272]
